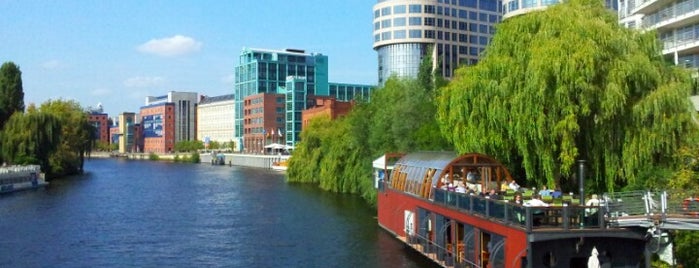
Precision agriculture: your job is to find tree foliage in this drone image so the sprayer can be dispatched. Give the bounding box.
[288,53,452,206]
[437,0,695,192]
[38,99,95,177]
[0,112,61,170]
[175,140,204,152]
[0,61,25,130]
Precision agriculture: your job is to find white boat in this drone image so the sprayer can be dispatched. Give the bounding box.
[271,160,288,171]
[0,165,48,194]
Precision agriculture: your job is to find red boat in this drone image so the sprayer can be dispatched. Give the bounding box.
[377,152,652,268]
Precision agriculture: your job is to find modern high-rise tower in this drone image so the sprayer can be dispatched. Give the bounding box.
[618,0,698,68]
[372,0,502,85]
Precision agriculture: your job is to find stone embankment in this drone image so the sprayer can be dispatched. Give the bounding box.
[89,151,289,169]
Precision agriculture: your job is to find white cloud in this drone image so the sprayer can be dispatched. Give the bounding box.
[123,76,166,88]
[137,35,202,57]
[91,88,112,96]
[41,60,64,70]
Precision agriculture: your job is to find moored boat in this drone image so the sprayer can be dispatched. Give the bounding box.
[0,165,48,194]
[377,152,651,268]
[271,160,288,171]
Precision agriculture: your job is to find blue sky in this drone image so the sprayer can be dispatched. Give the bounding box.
[0,0,377,116]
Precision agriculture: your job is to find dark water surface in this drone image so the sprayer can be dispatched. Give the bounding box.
[0,158,439,268]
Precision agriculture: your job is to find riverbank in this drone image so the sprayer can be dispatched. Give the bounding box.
[88,151,290,169]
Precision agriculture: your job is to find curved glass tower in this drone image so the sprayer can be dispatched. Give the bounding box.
[373,0,502,85]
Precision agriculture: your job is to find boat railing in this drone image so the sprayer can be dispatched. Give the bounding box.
[0,165,41,180]
[432,188,605,232]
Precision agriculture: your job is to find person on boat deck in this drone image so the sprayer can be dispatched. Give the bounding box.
[525,194,549,207]
[447,183,456,192]
[455,182,467,193]
[500,180,509,192]
[551,186,563,198]
[508,180,521,192]
[538,185,551,197]
[514,194,523,205]
[486,189,500,199]
[585,194,601,215]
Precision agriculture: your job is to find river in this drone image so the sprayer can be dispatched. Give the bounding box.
[0,158,439,268]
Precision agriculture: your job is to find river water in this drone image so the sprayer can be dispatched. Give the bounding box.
[0,158,438,268]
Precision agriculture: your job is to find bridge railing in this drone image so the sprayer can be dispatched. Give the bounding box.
[604,190,699,223]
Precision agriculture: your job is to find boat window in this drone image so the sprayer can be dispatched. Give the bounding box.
[542,251,557,267]
[489,235,506,268]
[462,224,476,264]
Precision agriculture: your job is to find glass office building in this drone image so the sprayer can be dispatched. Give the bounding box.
[234,48,375,151]
[373,0,502,85]
[619,0,699,68]
[234,48,328,146]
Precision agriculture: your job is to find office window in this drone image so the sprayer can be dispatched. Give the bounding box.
[382,19,392,28]
[479,36,488,45]
[425,17,435,26]
[480,13,488,22]
[382,31,392,40]
[425,30,435,38]
[394,17,406,26]
[375,22,380,30]
[409,17,422,25]
[479,24,488,33]
[374,9,380,18]
[394,5,407,14]
[425,5,436,13]
[394,30,406,39]
[409,29,422,38]
[381,7,391,16]
[409,4,422,13]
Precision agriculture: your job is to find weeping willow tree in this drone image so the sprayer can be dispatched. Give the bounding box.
[38,99,95,176]
[0,111,61,171]
[437,0,696,192]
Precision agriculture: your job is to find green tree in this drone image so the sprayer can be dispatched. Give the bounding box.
[0,62,25,130]
[0,112,61,171]
[437,0,695,192]
[38,99,95,177]
[175,140,204,152]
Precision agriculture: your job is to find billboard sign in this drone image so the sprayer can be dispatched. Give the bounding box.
[142,114,164,138]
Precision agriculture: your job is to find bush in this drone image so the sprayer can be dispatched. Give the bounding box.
[148,152,159,161]
[190,152,200,163]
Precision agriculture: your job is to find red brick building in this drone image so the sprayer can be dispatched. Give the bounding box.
[88,112,110,144]
[140,103,175,153]
[243,93,285,154]
[302,97,354,128]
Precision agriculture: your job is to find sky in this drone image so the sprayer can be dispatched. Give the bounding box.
[0,0,378,116]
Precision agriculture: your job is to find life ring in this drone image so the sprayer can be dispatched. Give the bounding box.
[683,198,699,216]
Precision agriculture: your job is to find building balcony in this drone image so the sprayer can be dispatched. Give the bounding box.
[631,0,673,16]
[645,6,699,30]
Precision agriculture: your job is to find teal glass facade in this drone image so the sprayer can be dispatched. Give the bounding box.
[234,48,329,146]
[234,48,375,150]
[282,78,375,146]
